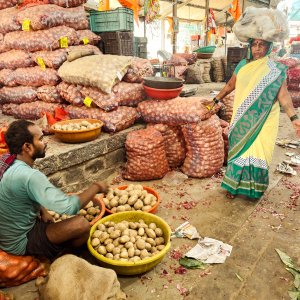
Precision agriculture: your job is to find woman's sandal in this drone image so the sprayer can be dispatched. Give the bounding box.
[226,192,236,199]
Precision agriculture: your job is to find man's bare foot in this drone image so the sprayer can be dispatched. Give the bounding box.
[226,192,236,199]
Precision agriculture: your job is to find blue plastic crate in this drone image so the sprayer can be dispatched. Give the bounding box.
[90,8,134,33]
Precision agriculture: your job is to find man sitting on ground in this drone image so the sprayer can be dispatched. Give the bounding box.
[0,120,108,260]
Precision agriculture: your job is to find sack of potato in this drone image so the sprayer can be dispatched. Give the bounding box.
[90,219,166,262]
[103,184,158,213]
[123,127,170,181]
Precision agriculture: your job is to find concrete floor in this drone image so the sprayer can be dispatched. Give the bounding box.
[1,88,300,300]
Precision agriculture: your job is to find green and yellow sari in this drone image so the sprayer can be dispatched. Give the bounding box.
[221,56,287,198]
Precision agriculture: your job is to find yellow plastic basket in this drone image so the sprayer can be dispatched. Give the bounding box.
[87,211,171,275]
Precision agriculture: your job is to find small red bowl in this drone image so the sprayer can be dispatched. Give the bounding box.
[104,185,161,215]
[143,85,183,100]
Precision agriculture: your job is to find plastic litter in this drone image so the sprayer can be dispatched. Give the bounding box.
[162,171,188,186]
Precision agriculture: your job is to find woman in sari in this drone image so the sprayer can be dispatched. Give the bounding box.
[213,38,300,199]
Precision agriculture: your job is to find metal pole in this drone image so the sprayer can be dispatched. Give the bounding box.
[225,12,228,57]
[205,0,209,46]
[172,0,177,53]
[144,17,146,38]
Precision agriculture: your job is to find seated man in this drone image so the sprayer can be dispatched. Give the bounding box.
[0,120,108,260]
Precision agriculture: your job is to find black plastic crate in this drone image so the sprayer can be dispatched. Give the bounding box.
[227,47,247,63]
[134,37,147,59]
[99,31,134,56]
[226,61,239,82]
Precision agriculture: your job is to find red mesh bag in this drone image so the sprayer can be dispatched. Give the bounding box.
[37,85,64,103]
[181,115,224,178]
[0,0,18,10]
[4,26,78,52]
[2,101,63,119]
[0,7,20,34]
[277,57,299,68]
[114,82,146,107]
[17,5,88,31]
[0,33,8,54]
[290,90,300,108]
[219,118,229,164]
[31,49,67,69]
[76,30,101,45]
[49,0,87,7]
[57,82,83,106]
[0,67,59,87]
[173,53,197,65]
[123,57,153,83]
[0,86,37,104]
[0,50,34,70]
[137,97,213,125]
[288,66,300,84]
[0,250,48,288]
[218,92,234,123]
[65,105,138,132]
[123,127,170,180]
[147,124,185,168]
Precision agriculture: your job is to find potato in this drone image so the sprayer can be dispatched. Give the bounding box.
[119,235,130,244]
[129,229,137,238]
[107,227,114,234]
[140,249,149,259]
[122,229,130,237]
[128,195,138,206]
[130,236,136,243]
[92,230,102,238]
[119,258,128,262]
[85,201,93,209]
[104,238,113,246]
[111,207,117,213]
[99,232,109,243]
[115,223,127,231]
[106,243,114,253]
[120,251,129,259]
[105,253,114,259]
[125,242,133,249]
[110,197,119,208]
[129,222,138,230]
[145,228,156,239]
[138,227,145,236]
[113,238,120,247]
[150,200,157,207]
[98,245,107,255]
[155,237,165,246]
[87,207,97,216]
[118,190,129,197]
[143,194,152,205]
[116,205,126,212]
[136,239,146,250]
[110,230,121,239]
[128,247,134,257]
[118,195,128,205]
[155,228,163,237]
[142,205,152,211]
[106,192,114,201]
[134,200,143,210]
[126,184,135,191]
[157,245,165,251]
[102,198,110,208]
[54,213,60,220]
[114,254,120,260]
[61,214,68,220]
[97,224,106,232]
[146,238,155,246]
[149,223,157,230]
[79,209,87,216]
[123,204,132,211]
[112,247,121,255]
[85,215,93,222]
[135,184,144,191]
[91,238,100,247]
[145,243,152,251]
[48,210,56,216]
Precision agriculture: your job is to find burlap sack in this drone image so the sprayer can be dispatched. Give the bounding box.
[39,255,126,300]
[185,61,205,84]
[58,54,132,93]
[123,57,153,83]
[211,58,225,82]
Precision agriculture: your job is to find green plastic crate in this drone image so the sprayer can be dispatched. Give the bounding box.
[89,8,134,33]
[134,37,147,58]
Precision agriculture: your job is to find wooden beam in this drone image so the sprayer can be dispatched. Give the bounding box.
[159,0,194,19]
[159,0,222,12]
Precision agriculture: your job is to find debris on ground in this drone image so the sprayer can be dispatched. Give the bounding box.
[276,162,297,175]
[276,249,300,300]
[179,257,206,270]
[171,222,201,240]
[176,283,189,296]
[185,237,232,264]
[235,273,244,282]
[162,171,189,186]
[276,139,300,149]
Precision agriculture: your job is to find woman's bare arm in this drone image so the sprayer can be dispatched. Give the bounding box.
[215,74,237,101]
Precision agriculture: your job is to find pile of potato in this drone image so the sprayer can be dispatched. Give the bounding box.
[53,120,100,131]
[48,200,102,223]
[103,184,158,213]
[91,219,166,262]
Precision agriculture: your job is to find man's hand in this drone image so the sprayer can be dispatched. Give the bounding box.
[94,181,109,194]
[40,207,54,223]
[292,119,300,137]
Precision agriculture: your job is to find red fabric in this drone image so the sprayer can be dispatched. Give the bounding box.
[0,154,16,181]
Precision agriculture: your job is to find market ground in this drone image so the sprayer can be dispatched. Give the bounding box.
[2,83,300,300]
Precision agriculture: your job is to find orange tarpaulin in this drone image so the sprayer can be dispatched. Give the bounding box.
[167,16,174,34]
[98,0,110,11]
[118,0,139,25]
[228,0,241,21]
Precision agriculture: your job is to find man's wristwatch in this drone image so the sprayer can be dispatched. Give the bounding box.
[290,114,299,122]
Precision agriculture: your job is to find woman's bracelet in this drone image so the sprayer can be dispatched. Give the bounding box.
[213,97,220,104]
[290,114,299,122]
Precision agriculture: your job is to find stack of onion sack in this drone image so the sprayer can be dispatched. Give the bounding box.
[147,124,186,169]
[0,250,48,287]
[211,58,225,82]
[0,3,103,123]
[275,57,300,107]
[218,92,235,123]
[181,115,224,178]
[122,127,170,181]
